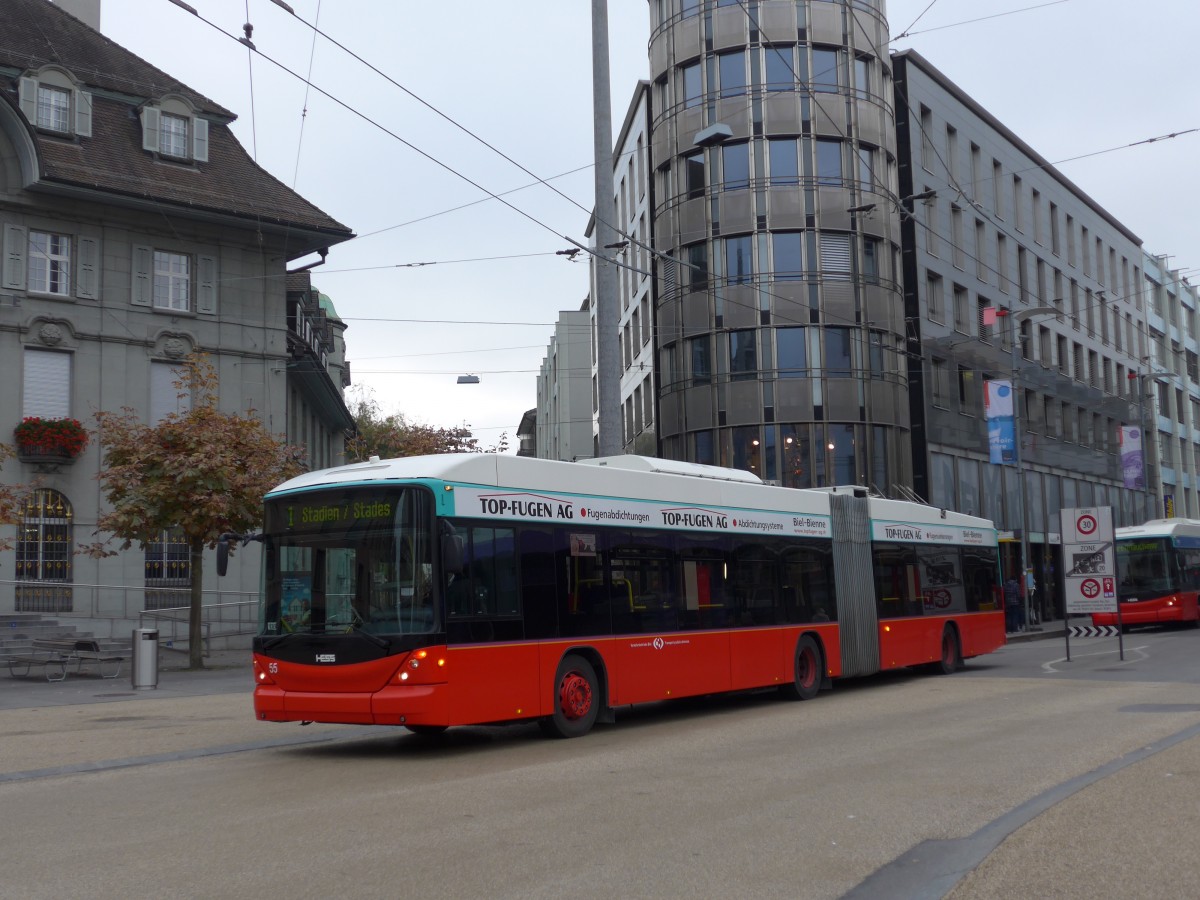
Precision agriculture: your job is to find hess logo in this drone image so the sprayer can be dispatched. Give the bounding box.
[315,653,336,663]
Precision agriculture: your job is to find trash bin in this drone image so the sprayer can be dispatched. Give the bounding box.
[131,627,159,690]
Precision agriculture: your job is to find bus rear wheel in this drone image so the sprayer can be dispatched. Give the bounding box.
[780,635,822,701]
[541,654,600,739]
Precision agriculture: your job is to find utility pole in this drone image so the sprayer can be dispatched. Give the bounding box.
[591,0,621,457]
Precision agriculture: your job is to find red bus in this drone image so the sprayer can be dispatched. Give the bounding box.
[1092,518,1200,628]
[232,454,1005,738]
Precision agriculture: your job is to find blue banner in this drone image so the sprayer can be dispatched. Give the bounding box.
[986,380,1016,464]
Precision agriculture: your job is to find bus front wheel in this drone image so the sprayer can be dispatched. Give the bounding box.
[780,635,823,701]
[542,654,600,739]
[932,627,961,675]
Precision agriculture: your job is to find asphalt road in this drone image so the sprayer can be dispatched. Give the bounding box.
[1,633,1198,899]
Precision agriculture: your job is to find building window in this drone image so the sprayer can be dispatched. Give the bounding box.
[684,151,705,199]
[825,328,853,377]
[38,85,71,132]
[729,329,757,381]
[927,272,944,322]
[815,140,842,186]
[725,236,753,285]
[15,489,73,613]
[718,50,747,98]
[18,73,92,138]
[769,139,799,185]
[23,349,71,419]
[812,48,840,93]
[28,231,71,296]
[764,45,796,91]
[145,526,191,609]
[772,232,804,280]
[162,112,189,157]
[777,327,807,377]
[863,238,881,283]
[154,251,190,311]
[722,142,750,190]
[680,61,702,109]
[819,233,852,279]
[932,358,949,408]
[690,335,711,386]
[686,242,708,290]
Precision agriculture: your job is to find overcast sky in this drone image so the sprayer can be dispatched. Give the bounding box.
[96,0,1198,448]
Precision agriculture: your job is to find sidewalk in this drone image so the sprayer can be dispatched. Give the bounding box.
[0,645,252,710]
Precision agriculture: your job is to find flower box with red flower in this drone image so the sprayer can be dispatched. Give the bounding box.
[14,417,89,464]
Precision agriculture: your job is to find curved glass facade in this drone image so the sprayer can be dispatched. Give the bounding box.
[649,0,910,492]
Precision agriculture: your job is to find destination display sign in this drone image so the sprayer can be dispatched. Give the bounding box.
[266,490,397,534]
[870,520,996,548]
[452,486,832,538]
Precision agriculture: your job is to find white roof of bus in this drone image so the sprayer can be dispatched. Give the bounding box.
[1116,518,1200,539]
[269,454,994,530]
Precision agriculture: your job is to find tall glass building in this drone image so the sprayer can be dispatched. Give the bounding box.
[648,0,908,493]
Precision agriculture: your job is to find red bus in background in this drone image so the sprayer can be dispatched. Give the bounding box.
[1092,518,1200,629]
[234,454,1005,738]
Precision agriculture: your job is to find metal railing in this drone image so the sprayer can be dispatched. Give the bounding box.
[0,579,256,653]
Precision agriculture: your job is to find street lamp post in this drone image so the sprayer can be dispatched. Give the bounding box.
[998,304,1057,632]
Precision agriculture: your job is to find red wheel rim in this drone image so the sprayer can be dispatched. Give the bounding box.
[558,671,592,720]
[798,647,817,691]
[942,635,955,666]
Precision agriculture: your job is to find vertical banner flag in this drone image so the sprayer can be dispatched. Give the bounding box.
[986,379,1016,464]
[1119,425,1144,489]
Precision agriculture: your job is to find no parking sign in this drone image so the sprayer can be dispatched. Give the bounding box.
[1060,507,1116,614]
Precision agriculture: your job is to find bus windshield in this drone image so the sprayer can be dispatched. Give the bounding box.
[259,486,437,637]
[1116,537,1175,600]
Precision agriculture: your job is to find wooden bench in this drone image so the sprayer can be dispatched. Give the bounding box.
[7,638,129,681]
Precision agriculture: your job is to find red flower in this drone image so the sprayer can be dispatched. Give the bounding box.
[14,417,89,458]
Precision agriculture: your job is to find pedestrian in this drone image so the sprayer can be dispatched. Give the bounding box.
[1004,577,1020,633]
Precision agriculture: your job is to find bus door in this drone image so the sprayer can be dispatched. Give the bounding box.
[443,523,539,725]
[606,531,730,705]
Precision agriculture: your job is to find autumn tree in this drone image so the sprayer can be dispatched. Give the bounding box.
[346,392,508,462]
[0,443,34,552]
[88,355,304,669]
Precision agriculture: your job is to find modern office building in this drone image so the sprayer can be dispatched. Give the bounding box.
[646,0,909,491]
[1141,254,1200,519]
[536,308,593,462]
[891,49,1149,611]
[0,0,353,629]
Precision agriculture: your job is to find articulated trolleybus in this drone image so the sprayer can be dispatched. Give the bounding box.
[1092,518,1200,628]
[245,454,1004,738]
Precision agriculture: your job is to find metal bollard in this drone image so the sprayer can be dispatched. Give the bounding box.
[131,628,159,689]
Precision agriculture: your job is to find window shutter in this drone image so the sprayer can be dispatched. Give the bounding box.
[131,244,153,306]
[4,224,27,291]
[140,106,160,152]
[819,233,852,276]
[23,349,71,419]
[74,90,92,138]
[151,361,191,424]
[196,255,217,314]
[192,117,209,162]
[18,77,37,123]
[77,237,99,299]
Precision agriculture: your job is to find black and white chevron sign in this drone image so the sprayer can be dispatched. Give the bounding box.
[1068,625,1120,638]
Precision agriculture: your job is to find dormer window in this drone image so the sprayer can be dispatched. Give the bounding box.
[159,113,189,158]
[38,86,71,132]
[18,67,92,138]
[140,96,208,163]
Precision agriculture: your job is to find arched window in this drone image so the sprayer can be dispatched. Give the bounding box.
[15,489,73,613]
[145,527,191,610]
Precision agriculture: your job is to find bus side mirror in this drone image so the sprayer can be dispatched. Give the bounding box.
[442,533,465,575]
[216,533,239,577]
